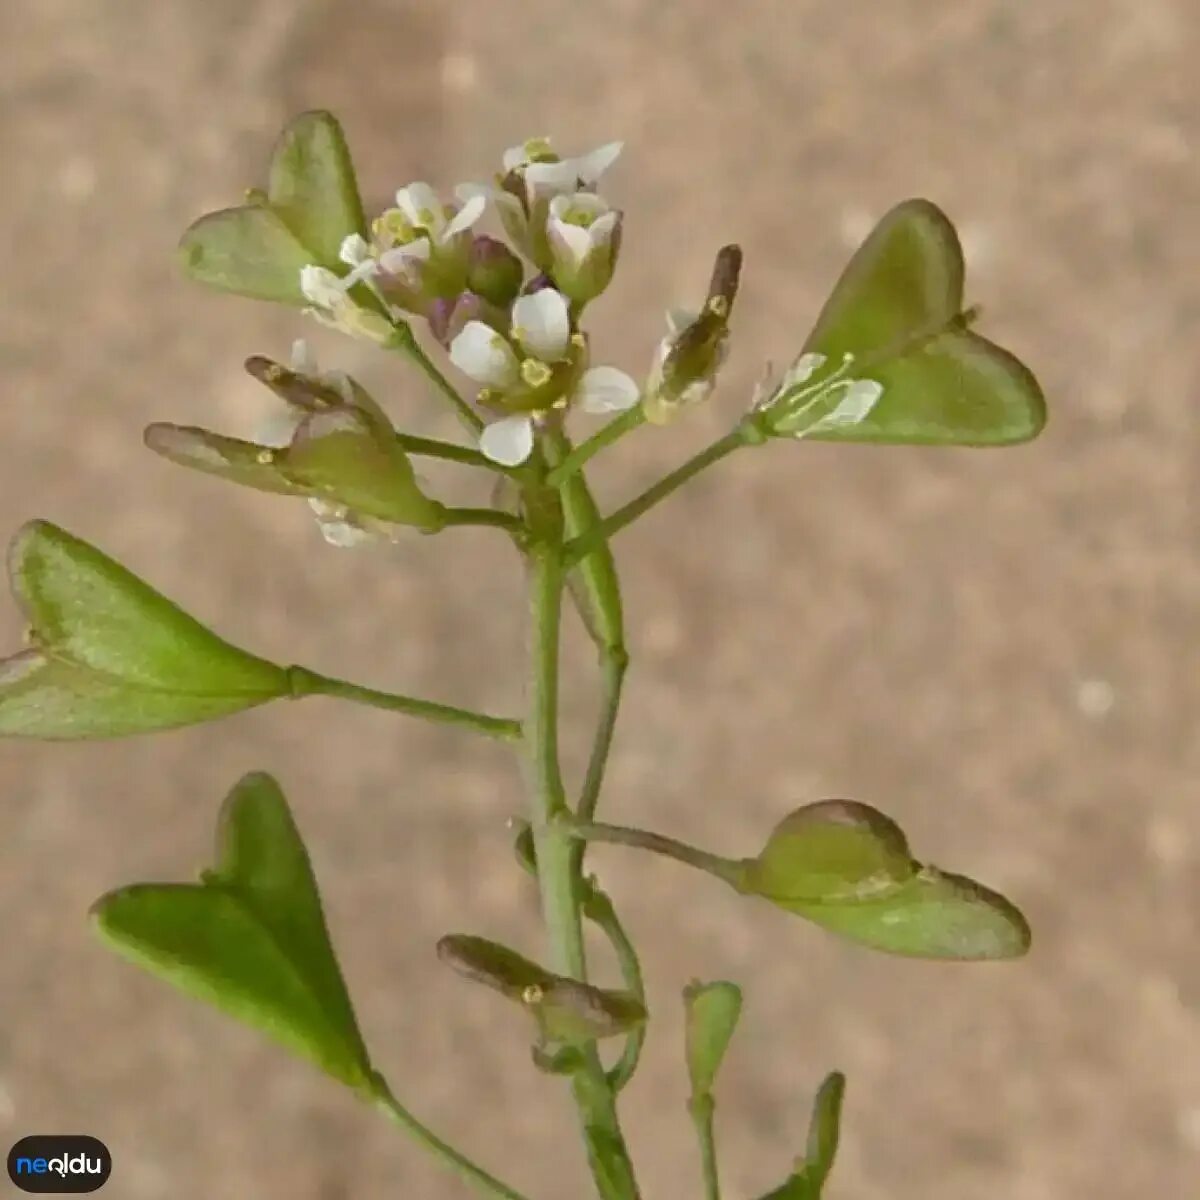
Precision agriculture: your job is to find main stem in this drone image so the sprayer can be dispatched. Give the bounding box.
[524,475,641,1200]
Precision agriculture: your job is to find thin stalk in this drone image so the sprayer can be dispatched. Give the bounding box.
[392,325,484,433]
[583,888,646,1094]
[689,1093,722,1200]
[524,466,641,1200]
[567,819,747,890]
[371,1075,532,1200]
[393,432,507,471]
[564,428,750,566]
[438,507,525,534]
[545,407,646,487]
[578,648,627,823]
[287,666,522,741]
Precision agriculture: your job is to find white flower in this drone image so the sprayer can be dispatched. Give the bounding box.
[331,184,485,315]
[522,141,623,202]
[546,193,619,267]
[457,138,622,263]
[760,352,885,438]
[448,286,639,466]
[299,265,396,345]
[393,181,486,244]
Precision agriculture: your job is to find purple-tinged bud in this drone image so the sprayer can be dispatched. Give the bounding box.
[427,291,508,349]
[466,236,524,307]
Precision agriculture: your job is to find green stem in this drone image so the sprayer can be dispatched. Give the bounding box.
[393,432,506,471]
[564,428,750,566]
[287,666,522,741]
[567,819,747,890]
[689,1093,722,1200]
[371,1075,531,1200]
[393,325,484,433]
[523,463,641,1200]
[578,649,627,824]
[583,887,646,1094]
[438,506,525,534]
[545,407,646,487]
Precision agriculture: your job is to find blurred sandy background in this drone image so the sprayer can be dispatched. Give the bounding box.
[1,1,1198,1197]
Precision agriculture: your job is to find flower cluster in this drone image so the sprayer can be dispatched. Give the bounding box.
[290,137,742,467]
[297,138,645,464]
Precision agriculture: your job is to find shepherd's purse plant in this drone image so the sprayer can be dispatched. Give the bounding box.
[1,113,1047,1199]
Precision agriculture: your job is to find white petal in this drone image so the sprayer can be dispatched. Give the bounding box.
[511,289,571,361]
[341,257,379,287]
[546,215,594,268]
[379,237,431,272]
[455,181,495,204]
[290,338,316,375]
[494,192,530,245]
[548,192,611,221]
[587,209,619,249]
[442,192,486,240]
[339,233,371,266]
[645,336,671,390]
[479,414,535,466]
[395,182,444,232]
[573,141,623,183]
[502,144,529,172]
[666,308,696,336]
[577,366,640,414]
[782,352,828,388]
[449,321,521,387]
[300,265,346,308]
[523,159,581,200]
[828,379,884,424]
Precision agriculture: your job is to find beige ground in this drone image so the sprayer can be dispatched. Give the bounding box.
[1,1,1198,1197]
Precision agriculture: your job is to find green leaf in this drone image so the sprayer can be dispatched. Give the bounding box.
[683,980,743,1098]
[798,199,1045,445]
[93,773,373,1090]
[0,522,289,738]
[743,800,915,904]
[785,867,1031,961]
[797,1071,845,1195]
[178,206,315,304]
[179,111,365,303]
[756,1072,846,1200]
[267,111,366,267]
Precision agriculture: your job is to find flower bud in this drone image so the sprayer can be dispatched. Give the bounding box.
[466,236,524,307]
[427,290,508,350]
